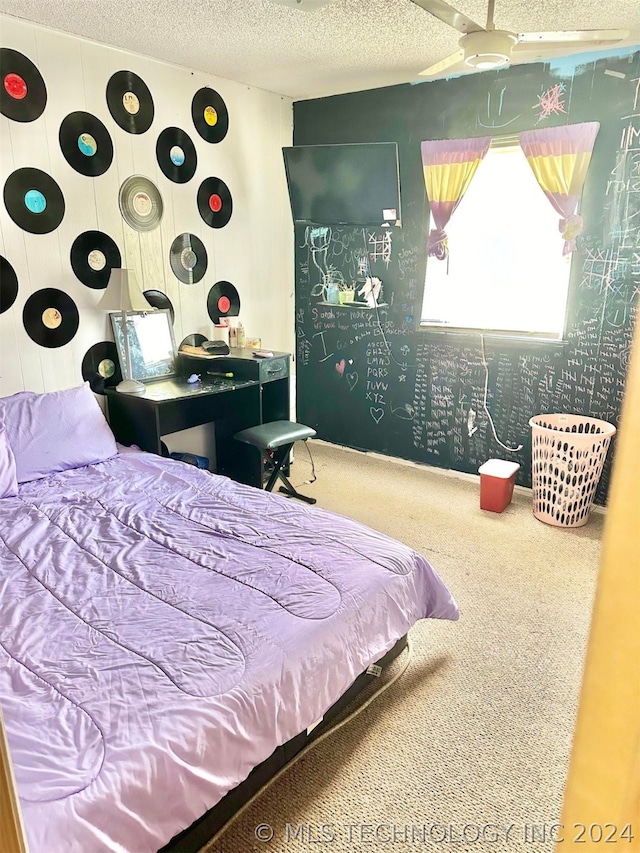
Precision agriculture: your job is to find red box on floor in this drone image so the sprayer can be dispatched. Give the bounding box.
[478,459,520,513]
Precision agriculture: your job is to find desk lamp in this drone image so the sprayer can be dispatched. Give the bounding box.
[97,268,153,394]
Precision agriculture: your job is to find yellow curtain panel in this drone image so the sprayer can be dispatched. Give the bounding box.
[420,136,491,260]
[519,122,600,254]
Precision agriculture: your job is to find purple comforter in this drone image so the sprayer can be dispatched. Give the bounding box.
[0,448,458,852]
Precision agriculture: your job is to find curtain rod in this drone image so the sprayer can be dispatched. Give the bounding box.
[491,133,520,148]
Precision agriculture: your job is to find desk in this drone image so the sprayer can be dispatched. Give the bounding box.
[177,347,290,426]
[105,349,291,487]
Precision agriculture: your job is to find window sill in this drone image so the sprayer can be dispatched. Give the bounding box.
[418,326,569,352]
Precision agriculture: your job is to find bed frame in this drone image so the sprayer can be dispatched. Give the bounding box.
[161,634,409,852]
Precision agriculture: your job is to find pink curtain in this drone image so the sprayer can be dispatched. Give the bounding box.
[421,136,492,261]
[518,122,600,255]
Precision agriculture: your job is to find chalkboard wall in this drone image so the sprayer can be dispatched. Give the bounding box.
[292,49,640,505]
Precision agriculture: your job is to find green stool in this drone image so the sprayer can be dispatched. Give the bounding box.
[234,420,316,504]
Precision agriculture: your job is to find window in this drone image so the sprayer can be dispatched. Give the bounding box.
[420,139,572,339]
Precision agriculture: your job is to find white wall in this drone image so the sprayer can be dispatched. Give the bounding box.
[0,15,294,397]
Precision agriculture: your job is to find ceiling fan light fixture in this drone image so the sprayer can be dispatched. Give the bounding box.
[460,30,518,69]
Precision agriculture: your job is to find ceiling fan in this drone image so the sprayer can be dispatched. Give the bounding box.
[266,0,338,9]
[409,0,629,78]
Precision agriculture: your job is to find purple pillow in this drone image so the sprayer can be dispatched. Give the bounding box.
[0,383,118,483]
[0,424,18,498]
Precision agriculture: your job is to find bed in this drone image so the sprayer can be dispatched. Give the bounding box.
[0,383,459,853]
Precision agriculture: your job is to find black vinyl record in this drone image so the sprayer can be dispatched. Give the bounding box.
[191,87,228,143]
[179,333,206,350]
[143,289,175,323]
[156,127,197,183]
[1,256,19,314]
[118,175,163,231]
[197,177,232,229]
[106,70,154,134]
[169,233,207,284]
[70,231,121,290]
[81,341,121,394]
[3,167,65,234]
[0,48,47,123]
[207,280,240,323]
[59,111,113,177]
[23,288,79,348]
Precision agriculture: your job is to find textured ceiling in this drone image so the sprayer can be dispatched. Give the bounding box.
[1,0,639,100]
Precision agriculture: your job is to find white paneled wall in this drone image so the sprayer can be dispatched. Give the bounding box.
[0,15,294,397]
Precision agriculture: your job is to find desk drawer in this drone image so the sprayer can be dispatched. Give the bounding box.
[259,356,289,383]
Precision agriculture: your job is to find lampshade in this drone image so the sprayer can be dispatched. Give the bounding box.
[97,268,152,312]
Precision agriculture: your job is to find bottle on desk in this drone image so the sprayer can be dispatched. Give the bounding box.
[236,322,246,348]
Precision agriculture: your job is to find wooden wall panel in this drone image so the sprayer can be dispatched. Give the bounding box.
[0,15,294,397]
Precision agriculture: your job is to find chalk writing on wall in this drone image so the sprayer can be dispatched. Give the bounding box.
[476,81,522,130]
[534,83,567,122]
[294,50,640,505]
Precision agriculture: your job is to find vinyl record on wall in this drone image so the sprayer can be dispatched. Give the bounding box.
[0,48,47,122]
[3,167,65,234]
[106,70,154,134]
[207,280,240,323]
[0,256,19,314]
[197,177,232,229]
[59,111,114,177]
[191,87,228,143]
[23,288,79,348]
[156,127,197,183]
[70,231,121,290]
[81,341,121,393]
[118,175,163,231]
[169,233,207,284]
[143,289,175,323]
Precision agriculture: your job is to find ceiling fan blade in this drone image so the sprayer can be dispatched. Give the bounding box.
[265,0,338,9]
[418,49,469,79]
[409,0,485,35]
[510,41,629,66]
[517,29,629,45]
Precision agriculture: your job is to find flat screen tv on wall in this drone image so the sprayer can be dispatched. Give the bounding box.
[282,142,401,226]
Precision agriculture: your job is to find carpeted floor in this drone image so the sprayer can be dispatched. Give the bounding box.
[201,441,604,853]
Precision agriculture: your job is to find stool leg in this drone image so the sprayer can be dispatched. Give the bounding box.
[263,443,317,505]
[278,476,317,505]
[264,445,290,493]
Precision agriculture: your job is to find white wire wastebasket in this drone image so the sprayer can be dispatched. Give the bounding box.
[529,413,616,528]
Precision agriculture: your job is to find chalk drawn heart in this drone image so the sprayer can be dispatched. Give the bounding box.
[370,407,384,424]
[335,359,346,376]
[346,372,358,391]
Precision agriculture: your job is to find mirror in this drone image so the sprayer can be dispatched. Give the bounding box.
[110,309,177,382]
